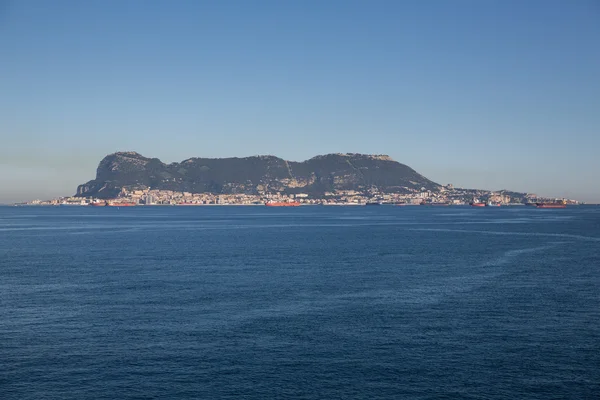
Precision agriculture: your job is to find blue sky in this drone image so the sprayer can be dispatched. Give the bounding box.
[0,0,598,203]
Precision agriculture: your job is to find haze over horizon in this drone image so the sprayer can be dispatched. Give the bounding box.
[1,0,599,203]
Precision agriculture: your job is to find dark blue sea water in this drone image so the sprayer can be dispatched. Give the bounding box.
[1,205,599,399]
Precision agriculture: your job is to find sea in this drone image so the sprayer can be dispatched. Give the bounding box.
[1,205,599,399]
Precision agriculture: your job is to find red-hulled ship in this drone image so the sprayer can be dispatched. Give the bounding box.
[470,202,486,207]
[265,201,301,207]
[536,202,566,209]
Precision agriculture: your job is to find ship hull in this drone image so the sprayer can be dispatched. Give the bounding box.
[265,202,301,207]
[536,203,566,209]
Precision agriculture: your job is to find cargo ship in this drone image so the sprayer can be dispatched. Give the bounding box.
[265,201,301,207]
[470,198,486,207]
[89,201,107,207]
[486,201,501,207]
[365,201,382,206]
[536,202,566,209]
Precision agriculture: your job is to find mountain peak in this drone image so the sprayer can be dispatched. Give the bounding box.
[109,151,146,158]
[309,153,395,162]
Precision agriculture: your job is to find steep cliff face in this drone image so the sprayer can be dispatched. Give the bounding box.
[76,152,160,198]
[76,152,441,198]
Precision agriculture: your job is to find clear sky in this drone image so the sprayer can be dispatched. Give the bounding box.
[1,0,599,203]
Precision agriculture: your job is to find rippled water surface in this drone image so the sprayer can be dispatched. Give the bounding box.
[1,205,599,399]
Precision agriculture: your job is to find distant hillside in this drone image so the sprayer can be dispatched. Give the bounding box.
[76,151,441,199]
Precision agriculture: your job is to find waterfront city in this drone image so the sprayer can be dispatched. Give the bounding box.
[21,186,580,206]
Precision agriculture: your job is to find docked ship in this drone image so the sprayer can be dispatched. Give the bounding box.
[536,201,566,209]
[470,198,486,207]
[265,201,301,207]
[89,201,107,206]
[107,202,137,207]
[365,201,382,206]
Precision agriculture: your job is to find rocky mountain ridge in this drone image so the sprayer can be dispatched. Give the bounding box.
[76,151,441,199]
